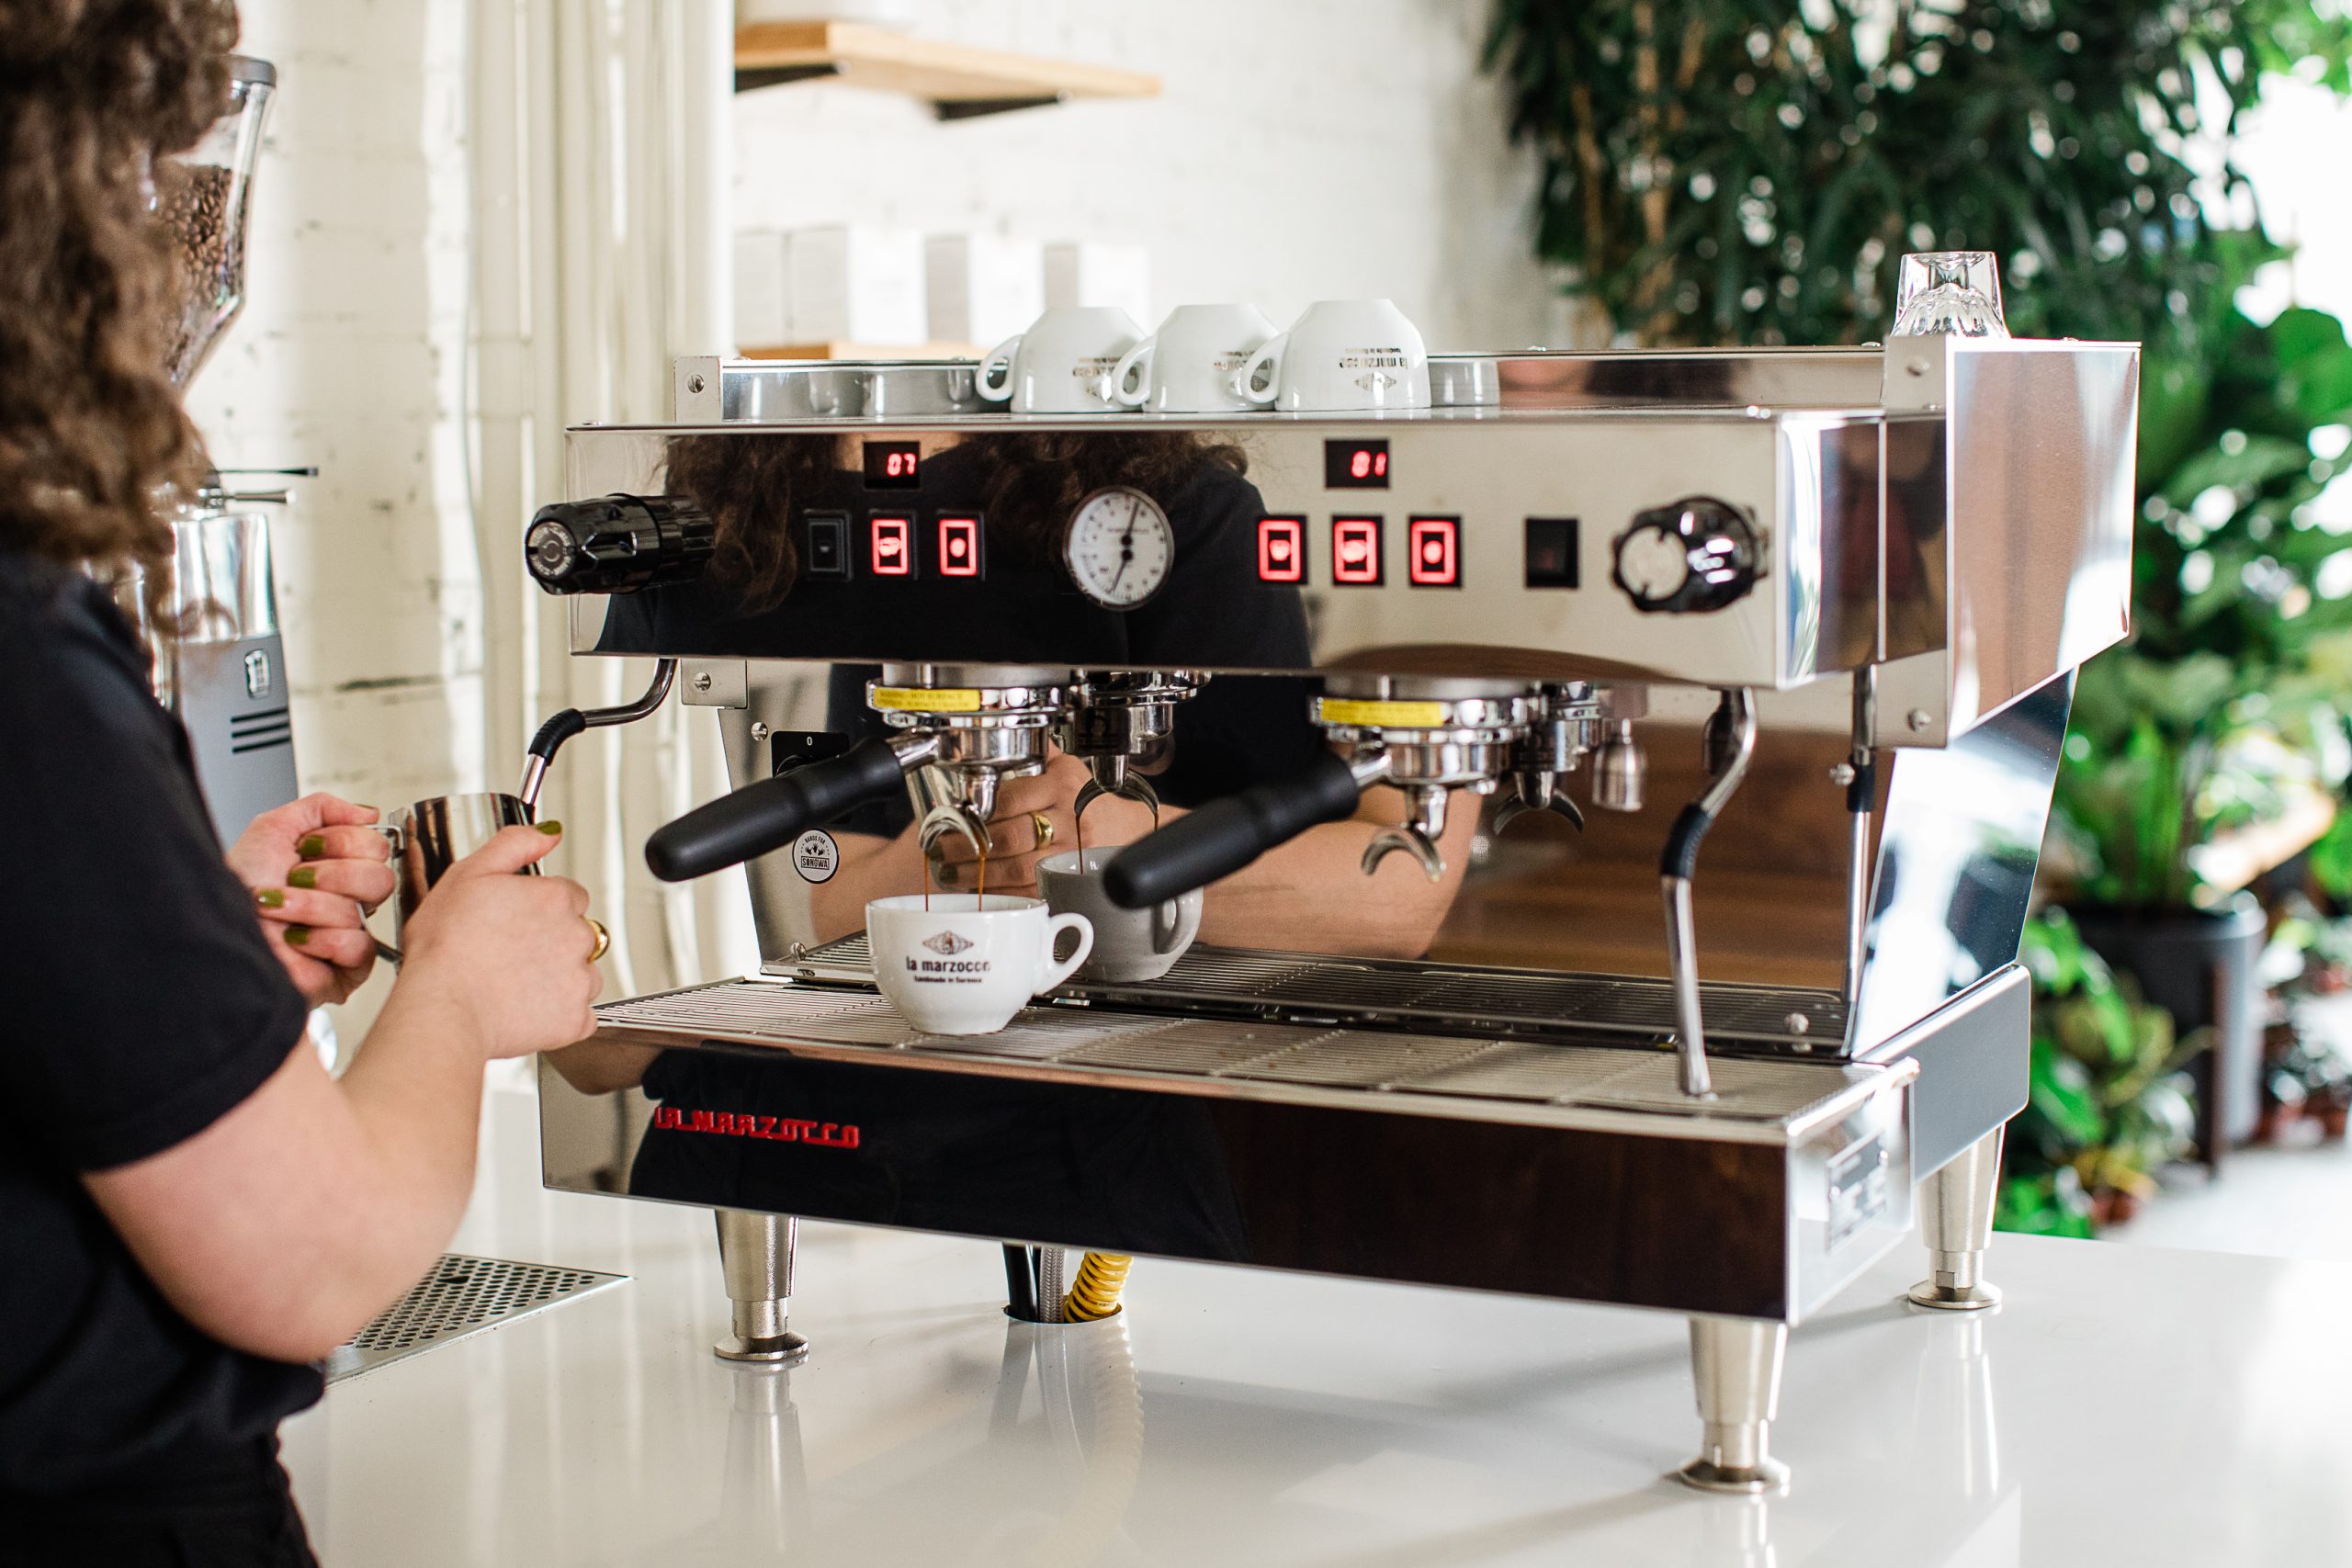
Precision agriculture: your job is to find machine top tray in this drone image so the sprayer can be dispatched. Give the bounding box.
[771,938,1848,1049]
[591,976,1898,1146]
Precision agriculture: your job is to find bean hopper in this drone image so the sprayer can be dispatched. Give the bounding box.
[142,54,312,841]
[525,255,2134,1494]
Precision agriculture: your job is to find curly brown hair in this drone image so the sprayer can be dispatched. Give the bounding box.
[0,0,239,618]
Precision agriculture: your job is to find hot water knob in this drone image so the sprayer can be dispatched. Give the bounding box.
[1610,496,1759,614]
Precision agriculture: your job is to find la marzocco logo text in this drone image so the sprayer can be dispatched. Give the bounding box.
[910,929,990,980]
[650,1106,860,1150]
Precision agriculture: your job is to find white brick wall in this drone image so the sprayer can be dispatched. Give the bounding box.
[187,0,481,821]
[732,1,1569,350]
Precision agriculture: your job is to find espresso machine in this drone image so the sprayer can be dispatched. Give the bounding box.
[141,54,311,842]
[527,256,2134,1494]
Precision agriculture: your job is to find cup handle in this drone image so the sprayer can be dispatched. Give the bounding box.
[976,334,1022,401]
[1110,336,1155,407]
[1151,898,1184,953]
[364,821,406,964]
[1039,913,1094,992]
[1234,333,1285,405]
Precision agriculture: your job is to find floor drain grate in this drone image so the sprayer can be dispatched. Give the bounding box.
[323,1253,626,1383]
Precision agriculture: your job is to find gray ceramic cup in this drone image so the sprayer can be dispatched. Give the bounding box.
[1036,848,1202,983]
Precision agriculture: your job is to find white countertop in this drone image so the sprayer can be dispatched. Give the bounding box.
[283,1088,2352,1566]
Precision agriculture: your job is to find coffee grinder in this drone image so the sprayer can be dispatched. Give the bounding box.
[149,54,311,843]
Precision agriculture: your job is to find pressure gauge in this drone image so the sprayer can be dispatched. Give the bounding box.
[1064,486,1174,609]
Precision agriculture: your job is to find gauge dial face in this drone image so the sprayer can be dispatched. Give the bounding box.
[1064,486,1174,609]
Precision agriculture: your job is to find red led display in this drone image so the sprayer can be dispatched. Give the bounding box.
[1408,517,1460,586]
[1331,517,1384,585]
[1324,439,1392,490]
[1257,516,1306,582]
[870,515,912,576]
[938,515,982,578]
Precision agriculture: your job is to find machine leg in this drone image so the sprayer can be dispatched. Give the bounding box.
[713,1209,808,1363]
[1676,1316,1791,1495]
[1907,1128,2005,1312]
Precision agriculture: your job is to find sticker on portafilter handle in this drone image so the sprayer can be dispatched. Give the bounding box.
[792,829,839,884]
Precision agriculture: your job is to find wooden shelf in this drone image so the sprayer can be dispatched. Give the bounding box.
[739,342,980,362]
[733,21,1159,118]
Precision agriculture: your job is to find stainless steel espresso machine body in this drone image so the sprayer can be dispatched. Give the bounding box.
[531,302,2135,1491]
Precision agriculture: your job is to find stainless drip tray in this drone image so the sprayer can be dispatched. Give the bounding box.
[595,979,1883,1133]
[767,937,1846,1047]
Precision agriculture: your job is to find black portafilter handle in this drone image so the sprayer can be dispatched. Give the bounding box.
[645,738,908,883]
[1102,750,1365,909]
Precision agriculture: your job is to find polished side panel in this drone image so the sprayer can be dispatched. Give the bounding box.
[1850,673,2071,1052]
[1864,964,2030,1179]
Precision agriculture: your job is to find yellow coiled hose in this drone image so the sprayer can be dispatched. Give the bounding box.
[1061,1252,1131,1321]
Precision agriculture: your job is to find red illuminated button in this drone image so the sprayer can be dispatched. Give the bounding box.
[870,515,912,576]
[1258,516,1306,582]
[1408,517,1460,586]
[938,515,982,578]
[1331,517,1384,585]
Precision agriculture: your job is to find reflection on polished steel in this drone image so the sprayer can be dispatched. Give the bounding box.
[532,276,2135,1494]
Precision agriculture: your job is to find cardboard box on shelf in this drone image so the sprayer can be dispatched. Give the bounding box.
[927,232,1046,348]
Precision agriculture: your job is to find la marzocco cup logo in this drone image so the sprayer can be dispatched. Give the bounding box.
[910,928,989,980]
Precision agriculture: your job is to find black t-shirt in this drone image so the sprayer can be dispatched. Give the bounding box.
[0,548,320,1502]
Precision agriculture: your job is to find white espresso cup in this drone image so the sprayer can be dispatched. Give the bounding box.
[1037,848,1203,983]
[1234,299,1431,412]
[1109,303,1279,413]
[867,893,1094,1035]
[976,306,1142,413]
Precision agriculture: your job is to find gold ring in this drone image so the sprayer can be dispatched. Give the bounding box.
[1029,810,1056,852]
[585,917,610,963]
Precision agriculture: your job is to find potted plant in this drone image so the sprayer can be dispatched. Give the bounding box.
[2001,909,2198,1235]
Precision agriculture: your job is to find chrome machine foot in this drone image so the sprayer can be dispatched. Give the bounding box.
[714,1209,809,1362]
[1677,1315,1792,1495]
[1907,1128,2005,1313]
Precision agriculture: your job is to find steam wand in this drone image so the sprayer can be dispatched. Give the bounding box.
[1661,690,1758,1099]
[518,659,679,811]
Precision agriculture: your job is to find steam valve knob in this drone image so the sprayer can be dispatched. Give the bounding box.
[526,492,716,596]
[1611,496,1760,615]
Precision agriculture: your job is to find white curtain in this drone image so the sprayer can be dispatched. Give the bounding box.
[467,0,756,996]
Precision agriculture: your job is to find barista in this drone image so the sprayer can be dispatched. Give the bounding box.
[0,10,602,1562]
[635,430,1479,959]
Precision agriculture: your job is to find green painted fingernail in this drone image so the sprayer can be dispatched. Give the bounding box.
[255,888,286,909]
[297,834,326,859]
[288,866,318,889]
[286,925,311,946]
[537,819,563,835]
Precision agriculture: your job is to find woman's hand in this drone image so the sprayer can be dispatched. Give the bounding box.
[928,747,1159,898]
[393,824,603,1059]
[227,793,398,1008]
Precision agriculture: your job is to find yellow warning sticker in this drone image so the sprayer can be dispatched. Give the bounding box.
[1318,698,1449,728]
[871,686,982,713]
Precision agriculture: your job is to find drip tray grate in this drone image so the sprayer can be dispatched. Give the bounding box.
[600,981,1874,1128]
[772,936,1845,1046]
[323,1254,626,1383]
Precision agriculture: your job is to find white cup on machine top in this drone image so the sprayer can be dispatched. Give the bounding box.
[1109,303,1278,413]
[1234,299,1431,412]
[976,306,1142,413]
[866,894,1094,1036]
